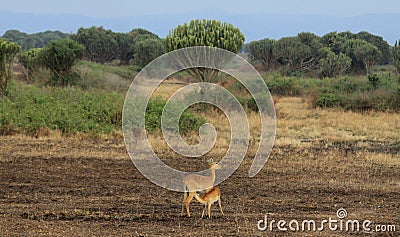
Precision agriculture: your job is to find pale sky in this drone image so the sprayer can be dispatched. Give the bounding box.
[2,0,400,18]
[1,0,400,44]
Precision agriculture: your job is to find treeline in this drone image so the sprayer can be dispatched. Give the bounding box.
[2,27,165,66]
[3,28,400,79]
[247,31,398,77]
[0,27,166,90]
[2,30,68,49]
[71,27,164,66]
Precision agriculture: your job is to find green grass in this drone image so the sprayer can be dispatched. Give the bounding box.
[73,61,138,92]
[260,72,400,111]
[0,82,124,134]
[0,81,206,135]
[228,70,400,111]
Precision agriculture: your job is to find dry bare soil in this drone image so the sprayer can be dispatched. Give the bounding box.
[0,97,399,236]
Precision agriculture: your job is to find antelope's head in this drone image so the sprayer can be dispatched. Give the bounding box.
[208,158,221,169]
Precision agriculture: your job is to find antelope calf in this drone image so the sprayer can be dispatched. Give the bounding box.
[194,186,224,219]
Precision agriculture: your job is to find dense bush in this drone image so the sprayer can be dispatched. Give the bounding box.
[0,83,206,135]
[145,98,206,135]
[311,74,400,111]
[0,83,123,134]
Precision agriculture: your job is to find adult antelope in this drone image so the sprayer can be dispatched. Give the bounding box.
[194,186,224,219]
[181,158,221,217]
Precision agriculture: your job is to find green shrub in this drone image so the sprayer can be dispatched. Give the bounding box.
[145,98,206,134]
[314,93,342,108]
[0,83,123,134]
[367,73,380,89]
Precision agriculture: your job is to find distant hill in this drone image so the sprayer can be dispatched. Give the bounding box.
[1,11,399,44]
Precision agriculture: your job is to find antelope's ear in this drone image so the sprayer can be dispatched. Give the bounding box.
[208,158,214,164]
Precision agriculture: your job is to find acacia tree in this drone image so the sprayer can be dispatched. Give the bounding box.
[38,39,85,86]
[164,19,245,83]
[0,38,20,96]
[248,38,276,71]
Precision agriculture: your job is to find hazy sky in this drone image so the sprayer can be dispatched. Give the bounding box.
[2,0,400,17]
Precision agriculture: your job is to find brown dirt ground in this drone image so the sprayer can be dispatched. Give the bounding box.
[0,134,399,236]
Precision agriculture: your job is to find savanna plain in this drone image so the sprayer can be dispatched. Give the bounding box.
[1,90,399,236]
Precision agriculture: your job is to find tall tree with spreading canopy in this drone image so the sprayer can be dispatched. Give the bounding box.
[72,26,118,64]
[164,19,245,83]
[0,38,20,96]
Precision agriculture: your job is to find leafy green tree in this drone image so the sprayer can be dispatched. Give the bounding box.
[319,49,352,77]
[38,39,85,86]
[339,38,371,73]
[72,26,118,64]
[321,31,353,54]
[353,42,382,75]
[18,48,42,80]
[114,32,134,65]
[0,38,20,96]
[114,28,159,65]
[133,38,165,67]
[129,28,158,38]
[298,32,324,69]
[273,36,313,73]
[165,19,245,82]
[356,31,391,64]
[248,38,276,71]
[392,40,400,74]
